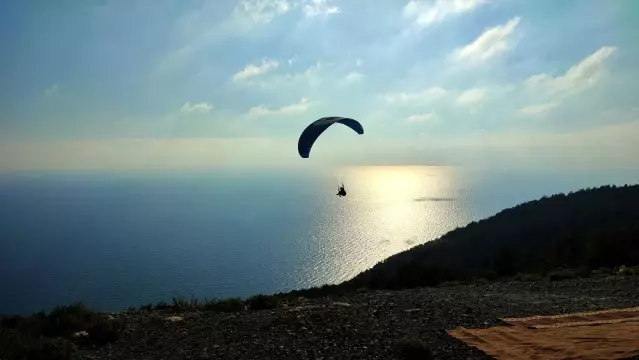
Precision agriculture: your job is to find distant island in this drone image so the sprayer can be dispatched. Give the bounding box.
[2,184,638,359]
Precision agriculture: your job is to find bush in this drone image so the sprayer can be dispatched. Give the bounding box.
[247,294,281,310]
[154,301,171,310]
[0,302,123,359]
[478,269,499,281]
[395,338,434,360]
[139,303,153,313]
[172,296,199,310]
[203,298,243,313]
[548,269,578,281]
[0,328,75,360]
[574,266,593,278]
[44,302,99,338]
[84,317,125,346]
[471,277,490,285]
[126,306,137,314]
[513,273,544,282]
[592,267,615,277]
[437,280,469,287]
[619,265,638,276]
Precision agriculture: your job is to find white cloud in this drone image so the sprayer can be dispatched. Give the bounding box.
[180,102,213,114]
[250,60,364,89]
[518,102,560,116]
[385,87,447,104]
[239,61,324,89]
[406,112,438,123]
[456,88,485,106]
[152,1,292,78]
[344,71,363,84]
[247,97,312,117]
[524,46,618,97]
[403,0,486,28]
[233,58,280,82]
[44,84,60,96]
[234,0,339,24]
[153,0,341,79]
[303,0,340,17]
[454,17,520,63]
[234,0,293,25]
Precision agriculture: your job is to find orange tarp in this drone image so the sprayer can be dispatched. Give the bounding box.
[448,307,639,360]
[448,322,639,360]
[501,307,639,329]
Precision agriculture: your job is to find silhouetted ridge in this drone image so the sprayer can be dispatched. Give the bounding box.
[336,184,639,290]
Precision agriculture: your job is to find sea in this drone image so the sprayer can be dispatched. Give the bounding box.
[1,165,638,315]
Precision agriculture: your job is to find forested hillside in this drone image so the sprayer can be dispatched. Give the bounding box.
[340,184,639,290]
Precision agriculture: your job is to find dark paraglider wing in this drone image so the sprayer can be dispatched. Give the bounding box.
[297,116,364,158]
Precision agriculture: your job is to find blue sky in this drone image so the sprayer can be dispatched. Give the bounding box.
[1,0,638,171]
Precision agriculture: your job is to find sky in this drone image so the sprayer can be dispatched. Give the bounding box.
[1,0,638,171]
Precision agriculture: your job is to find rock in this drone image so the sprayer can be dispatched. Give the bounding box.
[289,305,319,312]
[165,316,184,322]
[333,302,352,307]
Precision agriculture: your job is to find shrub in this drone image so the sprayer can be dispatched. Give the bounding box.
[154,301,171,310]
[575,266,593,278]
[139,303,153,313]
[172,297,195,310]
[0,302,123,359]
[471,277,491,285]
[548,269,578,281]
[247,294,281,310]
[43,302,88,337]
[619,265,638,276]
[0,328,75,360]
[478,269,499,281]
[592,267,615,277]
[437,280,469,287]
[395,338,434,360]
[84,317,125,346]
[203,298,243,313]
[513,273,544,282]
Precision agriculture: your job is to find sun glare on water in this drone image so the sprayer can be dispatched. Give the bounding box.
[299,165,474,286]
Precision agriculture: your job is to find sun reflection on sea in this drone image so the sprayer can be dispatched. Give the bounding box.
[298,165,475,287]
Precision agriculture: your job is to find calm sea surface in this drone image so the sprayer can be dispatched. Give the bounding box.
[1,166,638,314]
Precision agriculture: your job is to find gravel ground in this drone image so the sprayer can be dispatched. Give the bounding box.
[80,276,639,360]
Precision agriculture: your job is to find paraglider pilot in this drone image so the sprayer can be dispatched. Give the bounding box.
[337,183,347,197]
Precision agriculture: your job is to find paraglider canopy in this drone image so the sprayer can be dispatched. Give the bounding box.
[297,116,364,158]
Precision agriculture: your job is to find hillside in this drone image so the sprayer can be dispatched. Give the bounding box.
[339,184,639,291]
[68,277,639,359]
